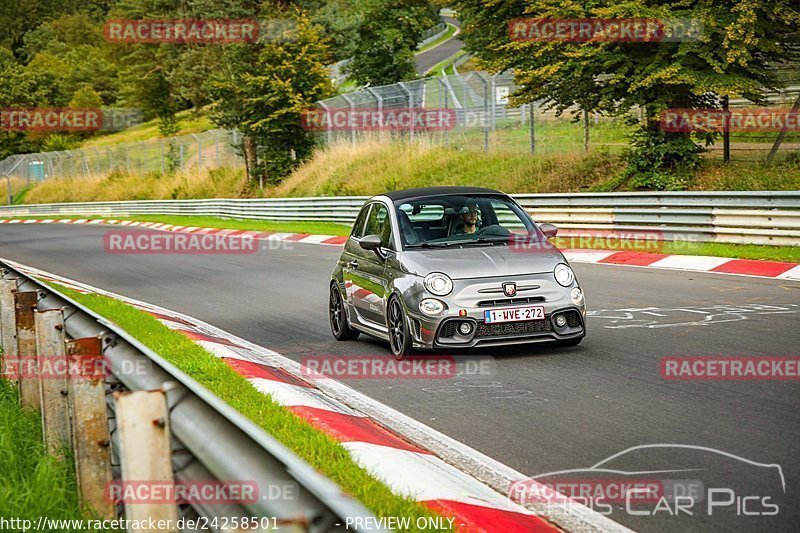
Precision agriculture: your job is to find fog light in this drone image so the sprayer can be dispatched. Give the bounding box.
[555,315,567,328]
[419,299,445,316]
[458,322,473,335]
[570,287,584,305]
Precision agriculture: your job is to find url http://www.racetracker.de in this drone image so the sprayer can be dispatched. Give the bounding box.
[0,516,287,532]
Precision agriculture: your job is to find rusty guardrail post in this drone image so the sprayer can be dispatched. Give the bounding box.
[0,279,19,385]
[15,290,40,409]
[114,389,178,532]
[35,308,71,457]
[67,336,115,518]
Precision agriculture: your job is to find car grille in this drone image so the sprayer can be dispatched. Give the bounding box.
[477,296,546,308]
[476,319,552,338]
[439,321,459,338]
[560,310,582,327]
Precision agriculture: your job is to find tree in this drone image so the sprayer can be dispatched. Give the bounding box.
[344,0,440,86]
[208,6,334,185]
[453,0,800,188]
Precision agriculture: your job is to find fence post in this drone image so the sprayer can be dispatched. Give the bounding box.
[529,103,536,155]
[14,290,40,410]
[583,109,589,153]
[35,309,70,458]
[114,389,178,531]
[399,82,415,143]
[67,336,114,519]
[490,74,497,131]
[342,94,357,146]
[481,74,489,152]
[0,279,19,385]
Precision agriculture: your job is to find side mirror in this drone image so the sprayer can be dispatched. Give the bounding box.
[360,234,383,251]
[539,223,558,238]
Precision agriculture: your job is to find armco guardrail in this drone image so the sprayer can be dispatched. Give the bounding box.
[0,260,383,532]
[0,191,798,245]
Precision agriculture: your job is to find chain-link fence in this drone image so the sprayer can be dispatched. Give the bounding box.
[313,72,800,160]
[1,129,243,203]
[2,71,798,204]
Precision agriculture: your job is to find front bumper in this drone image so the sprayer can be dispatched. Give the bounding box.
[405,273,586,349]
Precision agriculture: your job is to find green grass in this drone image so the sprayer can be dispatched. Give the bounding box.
[0,377,91,531]
[46,283,449,531]
[416,23,458,55]
[552,236,800,263]
[79,109,214,148]
[5,215,353,236]
[4,214,797,262]
[427,49,467,76]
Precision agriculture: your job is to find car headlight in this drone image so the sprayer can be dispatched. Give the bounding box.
[554,263,575,287]
[424,272,453,296]
[570,287,584,305]
[419,298,445,316]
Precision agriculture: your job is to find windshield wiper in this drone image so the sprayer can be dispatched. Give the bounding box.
[406,241,461,248]
[459,237,509,246]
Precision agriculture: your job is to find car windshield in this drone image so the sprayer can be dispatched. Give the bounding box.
[394,194,541,248]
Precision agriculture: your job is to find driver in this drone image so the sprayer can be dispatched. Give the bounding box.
[454,201,480,235]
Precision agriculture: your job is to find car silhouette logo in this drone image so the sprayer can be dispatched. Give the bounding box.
[503,282,517,297]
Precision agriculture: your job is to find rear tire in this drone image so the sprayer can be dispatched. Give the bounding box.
[329,283,359,341]
[387,296,413,360]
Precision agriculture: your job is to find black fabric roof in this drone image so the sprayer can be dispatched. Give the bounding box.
[383,186,503,202]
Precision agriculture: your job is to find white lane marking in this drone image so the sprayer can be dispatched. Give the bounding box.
[562,251,617,263]
[649,254,731,271]
[299,234,336,244]
[342,441,534,513]
[250,378,365,417]
[778,265,800,280]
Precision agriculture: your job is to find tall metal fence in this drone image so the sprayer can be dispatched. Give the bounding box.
[314,73,800,159]
[1,129,243,202]
[1,72,799,204]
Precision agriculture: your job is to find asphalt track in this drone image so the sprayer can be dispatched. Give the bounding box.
[415,17,464,75]
[1,224,799,533]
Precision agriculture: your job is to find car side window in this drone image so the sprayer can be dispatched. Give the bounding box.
[351,205,371,239]
[364,203,393,248]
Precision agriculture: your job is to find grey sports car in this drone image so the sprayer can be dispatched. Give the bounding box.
[329,186,586,358]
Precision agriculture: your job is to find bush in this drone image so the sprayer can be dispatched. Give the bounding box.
[622,127,704,190]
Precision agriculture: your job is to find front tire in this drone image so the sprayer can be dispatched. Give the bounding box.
[387,296,413,360]
[330,283,359,341]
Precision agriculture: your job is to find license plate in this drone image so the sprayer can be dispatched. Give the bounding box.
[484,305,545,324]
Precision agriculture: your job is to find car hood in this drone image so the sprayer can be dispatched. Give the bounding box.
[399,244,566,279]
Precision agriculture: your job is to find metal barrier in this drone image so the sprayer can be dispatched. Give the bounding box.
[0,192,798,246]
[0,261,382,532]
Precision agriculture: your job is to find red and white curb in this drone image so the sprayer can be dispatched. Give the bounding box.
[5,259,629,533]
[4,217,796,280]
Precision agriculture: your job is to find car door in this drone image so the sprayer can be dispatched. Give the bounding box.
[346,202,393,328]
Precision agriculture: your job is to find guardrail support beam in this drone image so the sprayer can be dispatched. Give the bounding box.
[114,389,178,532]
[15,290,40,410]
[68,336,114,519]
[0,279,19,385]
[35,309,70,458]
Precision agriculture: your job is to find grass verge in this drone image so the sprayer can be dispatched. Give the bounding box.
[416,23,458,55]
[4,215,352,237]
[4,214,798,262]
[0,376,90,531]
[45,282,448,530]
